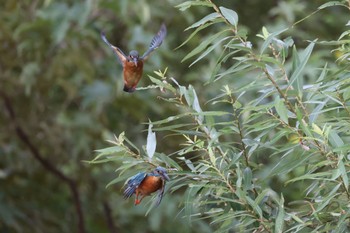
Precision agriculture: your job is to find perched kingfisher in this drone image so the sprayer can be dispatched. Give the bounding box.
[123,166,170,206]
[101,24,167,93]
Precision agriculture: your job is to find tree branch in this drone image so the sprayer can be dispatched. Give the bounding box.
[1,91,86,233]
[103,201,119,233]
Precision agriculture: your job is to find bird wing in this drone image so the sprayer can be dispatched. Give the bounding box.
[154,179,166,207]
[101,31,128,66]
[141,23,167,60]
[123,172,147,199]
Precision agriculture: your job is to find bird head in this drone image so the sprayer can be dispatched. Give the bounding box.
[128,50,139,66]
[154,166,170,181]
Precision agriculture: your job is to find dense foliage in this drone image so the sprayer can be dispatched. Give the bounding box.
[2,0,350,233]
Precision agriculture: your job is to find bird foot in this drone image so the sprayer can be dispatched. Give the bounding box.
[134,199,141,205]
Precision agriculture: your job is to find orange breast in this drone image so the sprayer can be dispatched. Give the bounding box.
[123,61,144,88]
[137,176,163,196]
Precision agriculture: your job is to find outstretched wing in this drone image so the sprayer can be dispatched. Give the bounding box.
[154,179,166,207]
[123,172,147,199]
[141,23,167,60]
[101,31,128,66]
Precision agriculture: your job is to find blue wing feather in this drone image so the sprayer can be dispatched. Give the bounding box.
[141,23,167,60]
[123,172,147,199]
[154,179,166,207]
[101,31,127,65]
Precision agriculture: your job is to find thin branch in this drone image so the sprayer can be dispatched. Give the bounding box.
[103,201,119,233]
[1,91,86,233]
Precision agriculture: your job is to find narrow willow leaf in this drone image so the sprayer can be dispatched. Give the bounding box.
[260,28,288,54]
[262,27,269,38]
[309,100,327,123]
[219,6,239,27]
[191,86,202,113]
[208,147,216,165]
[255,189,273,205]
[243,167,252,191]
[148,76,177,93]
[288,41,315,89]
[176,1,214,11]
[156,153,182,170]
[343,88,350,101]
[286,171,332,184]
[274,96,289,124]
[182,85,193,108]
[338,160,348,191]
[296,107,313,138]
[315,183,341,213]
[318,1,344,9]
[246,196,263,218]
[176,21,216,50]
[333,144,350,153]
[275,195,285,233]
[92,146,125,162]
[182,30,227,62]
[94,146,124,156]
[189,36,231,67]
[270,151,311,178]
[185,12,220,30]
[185,159,196,172]
[312,123,323,136]
[151,113,189,125]
[152,123,194,131]
[146,121,156,162]
[328,129,344,148]
[215,62,252,82]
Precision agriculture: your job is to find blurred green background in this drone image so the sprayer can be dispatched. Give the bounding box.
[1,0,349,232]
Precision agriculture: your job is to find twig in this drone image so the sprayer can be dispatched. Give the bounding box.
[1,91,86,233]
[103,201,119,233]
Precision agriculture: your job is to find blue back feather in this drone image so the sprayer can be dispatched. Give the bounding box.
[123,172,147,199]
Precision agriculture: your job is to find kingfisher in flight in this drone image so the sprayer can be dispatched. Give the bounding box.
[123,166,170,206]
[101,24,167,93]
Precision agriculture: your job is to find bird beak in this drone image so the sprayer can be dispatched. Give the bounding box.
[133,57,138,67]
[162,172,170,181]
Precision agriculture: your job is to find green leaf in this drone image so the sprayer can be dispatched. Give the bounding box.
[270,151,311,178]
[315,183,341,213]
[92,146,125,162]
[288,41,315,90]
[246,196,263,218]
[182,30,228,62]
[176,21,217,49]
[343,89,350,101]
[243,167,252,191]
[275,194,285,233]
[189,36,231,67]
[338,160,348,191]
[328,129,344,148]
[219,6,239,27]
[185,12,220,30]
[274,96,289,124]
[148,76,177,93]
[208,147,216,165]
[176,1,214,11]
[312,123,323,136]
[318,1,344,9]
[191,87,202,113]
[286,171,332,184]
[260,28,288,54]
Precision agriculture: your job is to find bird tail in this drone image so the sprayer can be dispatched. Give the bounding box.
[123,85,136,93]
[123,186,136,199]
